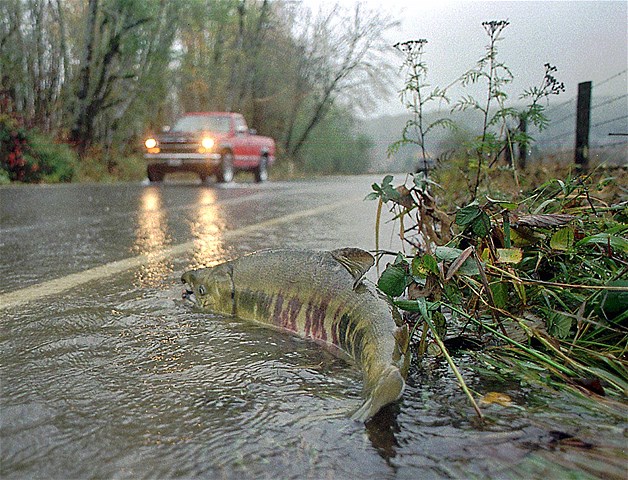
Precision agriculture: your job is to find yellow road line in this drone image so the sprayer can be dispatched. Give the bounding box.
[0,197,362,310]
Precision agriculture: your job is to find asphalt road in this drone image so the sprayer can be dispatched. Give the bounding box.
[1,176,625,479]
[0,176,389,304]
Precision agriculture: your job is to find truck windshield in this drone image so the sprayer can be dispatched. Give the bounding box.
[172,115,231,133]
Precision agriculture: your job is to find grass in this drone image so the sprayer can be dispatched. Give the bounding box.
[368,161,627,419]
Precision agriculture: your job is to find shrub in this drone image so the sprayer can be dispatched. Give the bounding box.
[0,114,76,183]
[0,114,30,181]
[74,146,146,182]
[25,132,76,182]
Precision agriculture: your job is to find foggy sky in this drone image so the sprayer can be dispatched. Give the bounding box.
[316,0,628,117]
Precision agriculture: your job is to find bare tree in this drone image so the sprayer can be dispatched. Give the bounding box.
[70,0,169,157]
[284,3,397,158]
[0,0,70,129]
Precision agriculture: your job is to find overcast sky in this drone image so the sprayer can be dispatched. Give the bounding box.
[307,0,628,117]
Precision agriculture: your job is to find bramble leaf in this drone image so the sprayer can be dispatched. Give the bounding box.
[490,282,509,309]
[412,254,440,276]
[377,264,407,297]
[550,227,575,251]
[455,204,481,226]
[471,211,492,237]
[496,247,523,264]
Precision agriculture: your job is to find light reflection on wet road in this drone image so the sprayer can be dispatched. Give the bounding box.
[1,176,626,479]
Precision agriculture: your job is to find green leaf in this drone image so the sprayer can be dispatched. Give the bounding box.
[471,211,492,237]
[369,176,401,203]
[547,312,572,339]
[513,281,526,304]
[576,233,628,253]
[455,204,481,226]
[486,196,518,210]
[415,297,429,319]
[550,227,574,251]
[434,246,480,276]
[598,280,628,320]
[412,254,440,276]
[393,299,423,312]
[604,224,628,235]
[413,173,441,191]
[490,282,509,309]
[393,298,440,313]
[434,246,464,262]
[496,247,523,264]
[433,310,447,338]
[445,246,474,280]
[377,264,408,297]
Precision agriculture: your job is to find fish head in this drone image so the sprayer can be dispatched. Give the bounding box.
[181,263,234,313]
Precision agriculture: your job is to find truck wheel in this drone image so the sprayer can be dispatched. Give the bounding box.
[217,151,234,183]
[147,165,165,182]
[254,155,269,183]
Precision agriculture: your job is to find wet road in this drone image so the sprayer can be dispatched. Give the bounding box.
[1,176,626,479]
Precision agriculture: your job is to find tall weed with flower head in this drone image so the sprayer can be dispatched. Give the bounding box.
[388,39,453,173]
[450,21,564,199]
[366,20,626,419]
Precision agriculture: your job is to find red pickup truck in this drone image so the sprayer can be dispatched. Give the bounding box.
[144,112,275,183]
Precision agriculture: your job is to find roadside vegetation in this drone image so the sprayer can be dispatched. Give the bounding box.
[0,0,394,183]
[0,114,76,184]
[368,21,627,417]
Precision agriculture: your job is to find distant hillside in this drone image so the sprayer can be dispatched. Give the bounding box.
[361,109,475,172]
[360,96,628,172]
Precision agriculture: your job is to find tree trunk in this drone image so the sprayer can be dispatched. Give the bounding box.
[71,0,99,155]
[224,1,245,112]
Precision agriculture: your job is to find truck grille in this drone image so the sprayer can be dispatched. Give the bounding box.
[159,143,199,154]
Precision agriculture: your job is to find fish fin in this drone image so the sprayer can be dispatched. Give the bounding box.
[351,397,374,422]
[351,366,405,422]
[330,248,375,289]
[391,304,405,327]
[394,324,410,356]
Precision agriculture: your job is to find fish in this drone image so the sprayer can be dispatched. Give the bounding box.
[181,248,411,422]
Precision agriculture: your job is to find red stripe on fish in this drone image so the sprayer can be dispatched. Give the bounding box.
[280,297,301,332]
[305,297,329,342]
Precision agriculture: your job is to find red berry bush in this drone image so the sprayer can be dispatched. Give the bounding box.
[1,114,75,183]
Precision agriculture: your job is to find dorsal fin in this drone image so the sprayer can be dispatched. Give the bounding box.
[330,248,375,289]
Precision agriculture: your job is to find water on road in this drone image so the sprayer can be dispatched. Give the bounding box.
[1,176,625,479]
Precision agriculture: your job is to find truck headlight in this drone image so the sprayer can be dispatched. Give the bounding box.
[201,137,214,149]
[145,138,157,149]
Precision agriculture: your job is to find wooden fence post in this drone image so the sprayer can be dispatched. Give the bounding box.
[504,129,513,166]
[575,81,592,169]
[518,114,527,169]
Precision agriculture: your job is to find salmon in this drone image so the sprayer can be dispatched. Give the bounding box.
[181,248,411,421]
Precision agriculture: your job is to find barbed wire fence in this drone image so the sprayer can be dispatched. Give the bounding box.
[530,69,627,167]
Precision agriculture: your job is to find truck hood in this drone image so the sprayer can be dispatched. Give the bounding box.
[155,131,228,142]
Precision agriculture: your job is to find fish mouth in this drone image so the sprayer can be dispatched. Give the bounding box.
[181,288,196,303]
[181,274,196,304]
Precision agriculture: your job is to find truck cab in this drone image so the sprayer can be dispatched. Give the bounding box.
[144,112,275,183]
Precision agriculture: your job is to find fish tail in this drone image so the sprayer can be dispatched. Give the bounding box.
[351,366,405,422]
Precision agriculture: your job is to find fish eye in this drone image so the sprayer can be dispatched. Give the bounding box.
[198,285,207,296]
